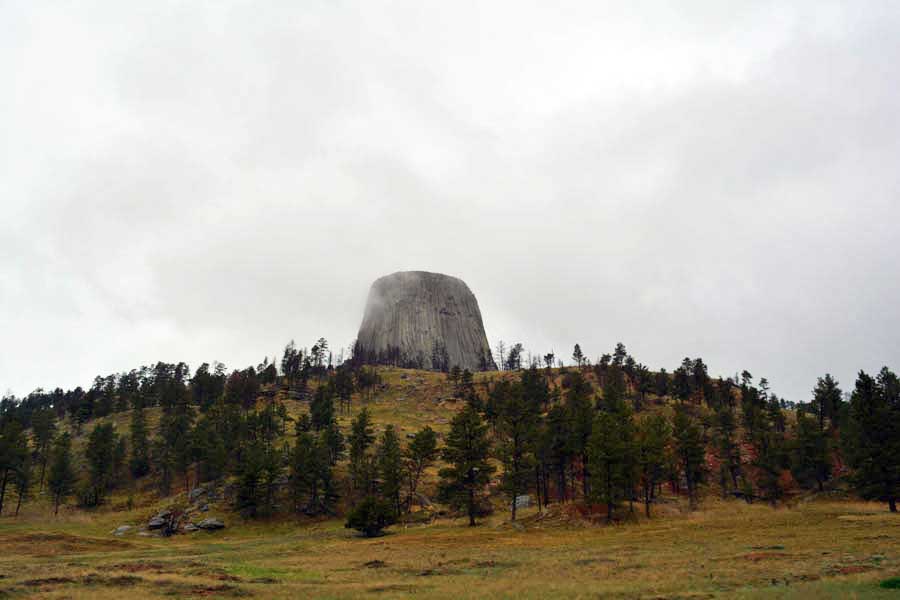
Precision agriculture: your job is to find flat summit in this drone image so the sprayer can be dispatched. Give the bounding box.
[355,271,495,371]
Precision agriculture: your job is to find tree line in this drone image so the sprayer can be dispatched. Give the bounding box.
[0,340,897,535]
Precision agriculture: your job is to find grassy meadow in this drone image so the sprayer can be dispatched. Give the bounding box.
[0,497,898,598]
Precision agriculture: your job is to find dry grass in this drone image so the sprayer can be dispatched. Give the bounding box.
[1,499,898,599]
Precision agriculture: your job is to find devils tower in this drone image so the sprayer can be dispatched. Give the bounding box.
[355,271,495,371]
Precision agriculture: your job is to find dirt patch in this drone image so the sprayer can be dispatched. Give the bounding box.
[369,584,419,593]
[744,552,790,561]
[82,574,143,586]
[22,577,77,587]
[574,558,616,566]
[836,565,872,575]
[22,574,142,588]
[161,582,251,597]
[111,562,171,573]
[364,560,387,569]
[3,532,131,556]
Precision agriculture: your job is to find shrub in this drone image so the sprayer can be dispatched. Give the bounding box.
[345,497,396,537]
[880,577,900,589]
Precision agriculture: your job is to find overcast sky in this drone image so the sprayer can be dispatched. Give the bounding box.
[2,1,899,402]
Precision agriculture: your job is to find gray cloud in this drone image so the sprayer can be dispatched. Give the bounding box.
[2,1,898,401]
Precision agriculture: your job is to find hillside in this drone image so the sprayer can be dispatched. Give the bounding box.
[1,364,899,598]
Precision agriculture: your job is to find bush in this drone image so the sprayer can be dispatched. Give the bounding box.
[345,497,396,537]
[880,577,900,589]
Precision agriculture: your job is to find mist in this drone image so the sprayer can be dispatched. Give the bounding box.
[2,1,900,402]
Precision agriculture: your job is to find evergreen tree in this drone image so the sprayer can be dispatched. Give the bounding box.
[587,396,634,522]
[12,452,31,517]
[323,421,345,465]
[572,344,585,368]
[348,409,376,496]
[438,404,495,526]
[712,406,741,493]
[377,425,403,516]
[637,413,671,517]
[846,368,900,512]
[310,385,336,431]
[290,430,335,515]
[0,420,28,515]
[129,402,151,478]
[791,411,830,491]
[673,407,706,509]
[565,371,594,499]
[47,433,75,516]
[404,426,438,511]
[544,403,573,503]
[31,408,56,491]
[235,439,282,517]
[345,496,396,537]
[812,374,843,431]
[498,382,538,520]
[192,416,227,483]
[84,423,119,506]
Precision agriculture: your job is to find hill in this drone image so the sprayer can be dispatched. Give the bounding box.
[1,362,899,598]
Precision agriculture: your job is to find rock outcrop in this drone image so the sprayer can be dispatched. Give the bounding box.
[356,271,495,372]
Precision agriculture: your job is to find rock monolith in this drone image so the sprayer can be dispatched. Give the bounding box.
[355,271,495,372]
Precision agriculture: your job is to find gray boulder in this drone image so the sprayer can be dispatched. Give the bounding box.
[112,525,133,536]
[197,518,225,530]
[512,495,532,510]
[147,517,166,530]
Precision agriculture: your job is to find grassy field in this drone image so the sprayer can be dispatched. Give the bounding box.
[0,498,897,599]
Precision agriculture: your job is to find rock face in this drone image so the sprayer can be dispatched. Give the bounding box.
[356,271,495,372]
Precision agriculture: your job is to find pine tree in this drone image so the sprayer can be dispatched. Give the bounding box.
[377,425,403,517]
[129,402,151,478]
[438,404,495,526]
[812,374,843,431]
[637,413,671,517]
[12,452,31,517]
[673,407,706,510]
[310,385,336,431]
[192,416,227,483]
[791,411,830,491]
[404,426,438,511]
[0,420,28,515]
[47,433,75,515]
[846,368,900,512]
[572,344,584,368]
[498,382,538,521]
[31,408,56,491]
[712,406,741,493]
[290,430,335,514]
[348,409,376,497]
[84,423,119,506]
[544,403,573,503]
[565,371,594,499]
[587,396,634,522]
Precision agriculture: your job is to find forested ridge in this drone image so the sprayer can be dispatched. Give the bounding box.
[1,338,898,538]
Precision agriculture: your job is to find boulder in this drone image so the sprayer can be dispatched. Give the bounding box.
[147,517,166,530]
[355,271,496,371]
[183,524,199,532]
[512,495,532,510]
[197,518,225,530]
[112,525,133,536]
